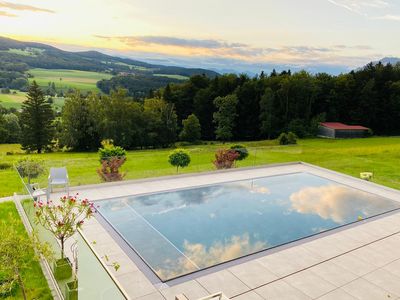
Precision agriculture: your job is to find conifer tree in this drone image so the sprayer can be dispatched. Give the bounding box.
[20,81,54,153]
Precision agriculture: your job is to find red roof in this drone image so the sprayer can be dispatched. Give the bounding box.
[320,122,369,130]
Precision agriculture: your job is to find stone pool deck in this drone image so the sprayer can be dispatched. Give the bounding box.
[50,162,400,300]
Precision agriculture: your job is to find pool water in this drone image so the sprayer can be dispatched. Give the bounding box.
[98,172,400,281]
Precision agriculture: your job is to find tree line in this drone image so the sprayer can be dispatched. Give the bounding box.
[1,61,400,152]
[164,62,400,139]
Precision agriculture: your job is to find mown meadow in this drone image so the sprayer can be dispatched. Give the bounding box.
[1,137,399,198]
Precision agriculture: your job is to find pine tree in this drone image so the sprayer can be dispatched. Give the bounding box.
[20,81,55,153]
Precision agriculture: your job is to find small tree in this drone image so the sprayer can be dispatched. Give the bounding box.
[213,149,239,169]
[0,218,53,300]
[20,81,55,153]
[97,140,127,182]
[230,144,249,161]
[168,149,191,172]
[34,194,96,259]
[15,158,45,184]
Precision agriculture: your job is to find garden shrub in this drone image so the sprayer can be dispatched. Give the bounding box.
[277,133,289,145]
[287,132,298,144]
[0,162,12,170]
[213,149,239,169]
[278,132,297,145]
[230,144,249,161]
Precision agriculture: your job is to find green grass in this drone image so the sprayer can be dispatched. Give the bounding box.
[0,201,52,299]
[1,137,400,197]
[153,74,189,80]
[29,68,112,92]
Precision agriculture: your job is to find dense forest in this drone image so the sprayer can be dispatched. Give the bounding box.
[0,62,399,152]
[97,75,183,99]
[163,62,400,140]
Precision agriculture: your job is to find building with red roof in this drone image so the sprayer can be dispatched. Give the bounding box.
[319,122,370,138]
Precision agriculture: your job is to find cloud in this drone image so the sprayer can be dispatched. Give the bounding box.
[290,185,400,223]
[94,34,376,69]
[155,233,266,279]
[0,9,15,17]
[96,35,248,49]
[0,1,55,13]
[373,14,400,21]
[327,0,389,15]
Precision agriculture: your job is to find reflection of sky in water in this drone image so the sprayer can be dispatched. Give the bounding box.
[99,172,400,281]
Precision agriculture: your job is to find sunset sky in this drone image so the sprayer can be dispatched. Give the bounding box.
[1,0,400,73]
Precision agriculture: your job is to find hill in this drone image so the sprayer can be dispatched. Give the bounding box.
[0,36,219,78]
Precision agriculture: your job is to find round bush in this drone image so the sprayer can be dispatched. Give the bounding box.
[230,144,249,161]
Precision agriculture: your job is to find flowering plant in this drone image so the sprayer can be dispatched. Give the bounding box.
[34,194,96,258]
[213,149,240,169]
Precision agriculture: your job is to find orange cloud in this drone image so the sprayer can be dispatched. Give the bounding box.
[0,1,54,13]
[0,9,15,16]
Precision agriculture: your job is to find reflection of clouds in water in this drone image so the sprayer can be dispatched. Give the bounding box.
[290,185,398,223]
[155,233,266,280]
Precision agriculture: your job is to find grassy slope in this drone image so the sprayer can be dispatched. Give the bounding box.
[0,137,399,197]
[0,90,64,111]
[29,68,112,92]
[0,91,26,109]
[0,201,52,299]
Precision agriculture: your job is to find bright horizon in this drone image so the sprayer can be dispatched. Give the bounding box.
[2,0,400,73]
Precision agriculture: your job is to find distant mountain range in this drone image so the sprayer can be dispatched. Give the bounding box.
[375,57,400,65]
[0,36,399,78]
[0,36,219,78]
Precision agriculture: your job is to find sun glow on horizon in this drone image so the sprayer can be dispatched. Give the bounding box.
[2,0,400,69]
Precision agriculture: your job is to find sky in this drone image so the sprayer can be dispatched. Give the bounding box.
[1,0,400,74]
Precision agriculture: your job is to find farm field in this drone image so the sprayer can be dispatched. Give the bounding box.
[0,90,64,111]
[28,68,112,92]
[0,90,26,109]
[1,137,399,198]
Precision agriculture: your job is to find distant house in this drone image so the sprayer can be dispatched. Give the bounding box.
[318,122,370,139]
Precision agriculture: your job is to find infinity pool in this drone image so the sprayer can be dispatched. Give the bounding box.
[98,172,400,281]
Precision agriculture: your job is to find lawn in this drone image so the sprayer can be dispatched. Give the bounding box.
[28,68,112,92]
[1,137,399,198]
[0,201,52,299]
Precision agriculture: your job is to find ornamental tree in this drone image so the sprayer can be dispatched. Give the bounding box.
[168,149,191,172]
[15,157,45,184]
[34,194,96,259]
[97,140,127,182]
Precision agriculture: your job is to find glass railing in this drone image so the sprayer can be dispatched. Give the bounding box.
[15,166,127,300]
